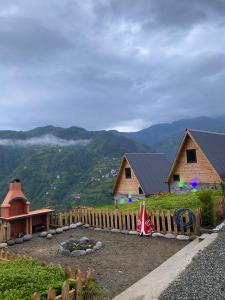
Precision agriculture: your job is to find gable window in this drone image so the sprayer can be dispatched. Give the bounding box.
[125,167,131,178]
[173,174,180,182]
[186,149,197,163]
[139,187,143,194]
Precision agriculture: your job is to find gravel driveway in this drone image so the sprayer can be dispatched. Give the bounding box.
[160,231,225,300]
[9,228,188,299]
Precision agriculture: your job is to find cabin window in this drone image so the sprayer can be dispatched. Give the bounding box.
[173,174,180,182]
[139,187,143,194]
[125,168,131,178]
[186,149,197,163]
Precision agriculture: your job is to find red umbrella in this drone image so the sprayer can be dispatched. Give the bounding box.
[137,201,154,236]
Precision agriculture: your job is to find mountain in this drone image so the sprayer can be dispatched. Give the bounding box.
[1,116,225,210]
[0,126,152,210]
[118,116,225,159]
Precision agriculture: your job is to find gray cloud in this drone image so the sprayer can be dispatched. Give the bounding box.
[0,134,91,147]
[0,0,225,131]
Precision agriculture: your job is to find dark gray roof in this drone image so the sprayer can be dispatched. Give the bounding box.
[189,129,225,179]
[125,153,170,195]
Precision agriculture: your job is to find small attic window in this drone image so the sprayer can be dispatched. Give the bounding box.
[173,174,180,182]
[139,187,143,194]
[125,168,131,178]
[186,149,197,163]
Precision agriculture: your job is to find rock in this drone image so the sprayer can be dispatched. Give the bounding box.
[75,222,83,227]
[83,224,90,228]
[165,233,176,239]
[102,228,111,232]
[56,228,63,234]
[86,248,93,254]
[39,231,48,237]
[79,237,89,244]
[121,230,129,235]
[48,229,56,235]
[93,241,102,251]
[0,242,7,249]
[176,235,190,241]
[152,232,165,238]
[23,234,32,241]
[111,229,121,233]
[46,234,53,239]
[59,246,70,256]
[94,228,102,231]
[70,223,77,229]
[62,226,70,231]
[129,231,138,235]
[15,237,24,244]
[7,240,15,246]
[71,250,86,257]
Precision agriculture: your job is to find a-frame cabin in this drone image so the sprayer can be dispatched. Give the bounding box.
[167,129,225,193]
[112,153,170,202]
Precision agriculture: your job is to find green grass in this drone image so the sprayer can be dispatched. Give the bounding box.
[97,191,221,211]
[0,259,65,300]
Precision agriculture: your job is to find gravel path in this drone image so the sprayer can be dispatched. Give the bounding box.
[9,228,188,299]
[160,231,225,300]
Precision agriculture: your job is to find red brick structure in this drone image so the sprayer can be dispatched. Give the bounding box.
[0,179,53,238]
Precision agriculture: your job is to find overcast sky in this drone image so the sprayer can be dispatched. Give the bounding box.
[0,0,225,132]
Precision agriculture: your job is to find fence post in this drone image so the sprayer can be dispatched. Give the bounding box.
[61,281,70,300]
[47,288,56,300]
[32,292,41,300]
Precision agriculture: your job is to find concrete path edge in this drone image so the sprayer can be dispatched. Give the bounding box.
[113,233,218,300]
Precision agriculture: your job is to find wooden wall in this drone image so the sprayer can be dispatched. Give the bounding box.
[170,134,221,184]
[114,158,141,195]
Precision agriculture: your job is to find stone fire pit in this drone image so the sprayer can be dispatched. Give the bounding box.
[59,236,102,257]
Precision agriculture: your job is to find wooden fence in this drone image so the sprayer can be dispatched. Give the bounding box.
[50,207,202,235]
[0,250,92,300]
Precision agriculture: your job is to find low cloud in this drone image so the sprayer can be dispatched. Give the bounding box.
[0,134,91,147]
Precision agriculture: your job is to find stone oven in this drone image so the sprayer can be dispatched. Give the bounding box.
[0,179,53,239]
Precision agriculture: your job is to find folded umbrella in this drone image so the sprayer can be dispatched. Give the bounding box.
[137,201,154,236]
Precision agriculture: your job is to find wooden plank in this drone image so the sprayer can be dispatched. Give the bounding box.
[173,210,178,234]
[106,211,110,228]
[99,210,102,228]
[131,209,135,231]
[161,210,166,234]
[88,209,91,225]
[127,210,131,231]
[47,288,56,300]
[135,210,139,231]
[118,211,122,230]
[166,211,172,233]
[151,210,155,230]
[95,211,99,228]
[32,293,41,300]
[102,211,105,228]
[114,210,118,229]
[156,210,160,233]
[85,209,88,224]
[61,281,69,300]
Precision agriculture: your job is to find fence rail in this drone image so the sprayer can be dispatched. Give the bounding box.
[50,207,202,235]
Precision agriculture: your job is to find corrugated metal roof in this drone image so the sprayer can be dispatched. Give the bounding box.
[125,153,170,195]
[189,129,225,179]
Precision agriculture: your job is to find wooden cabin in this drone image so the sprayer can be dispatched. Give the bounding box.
[167,129,225,193]
[0,179,53,239]
[113,153,170,203]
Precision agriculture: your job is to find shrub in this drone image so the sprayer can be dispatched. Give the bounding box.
[82,278,104,300]
[220,179,225,198]
[198,190,215,226]
[0,258,64,300]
